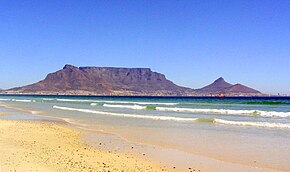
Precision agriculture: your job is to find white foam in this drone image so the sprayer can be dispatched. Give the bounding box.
[53,105,197,122]
[43,98,54,101]
[61,118,88,127]
[31,111,41,115]
[103,104,146,110]
[55,98,178,105]
[156,107,290,118]
[0,98,11,101]
[97,101,178,106]
[214,119,290,129]
[53,105,290,130]
[56,99,93,102]
[11,99,33,102]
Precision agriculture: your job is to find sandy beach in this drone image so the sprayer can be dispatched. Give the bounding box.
[0,118,278,172]
[0,98,288,172]
[0,119,167,172]
[0,112,8,116]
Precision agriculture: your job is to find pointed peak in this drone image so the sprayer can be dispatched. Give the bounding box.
[214,77,225,82]
[63,64,78,70]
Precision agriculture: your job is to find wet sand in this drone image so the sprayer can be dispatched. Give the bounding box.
[0,105,283,172]
[0,119,166,172]
[82,128,277,172]
[0,112,8,116]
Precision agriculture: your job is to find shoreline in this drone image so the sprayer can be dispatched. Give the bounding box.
[0,103,287,171]
[0,118,167,172]
[81,127,278,172]
[0,117,276,172]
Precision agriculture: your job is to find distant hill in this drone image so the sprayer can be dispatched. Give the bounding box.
[7,64,192,96]
[4,65,263,96]
[196,77,261,96]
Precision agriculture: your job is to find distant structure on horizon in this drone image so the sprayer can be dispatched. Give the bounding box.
[2,64,263,97]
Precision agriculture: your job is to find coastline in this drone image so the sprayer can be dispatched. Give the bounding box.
[81,127,278,172]
[0,118,277,172]
[0,118,166,172]
[0,113,278,172]
[0,99,288,172]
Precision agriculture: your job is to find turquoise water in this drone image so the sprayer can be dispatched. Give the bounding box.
[1,95,290,170]
[1,95,290,129]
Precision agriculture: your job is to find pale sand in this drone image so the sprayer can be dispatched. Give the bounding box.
[0,105,278,172]
[83,129,277,172]
[0,112,7,116]
[0,119,167,172]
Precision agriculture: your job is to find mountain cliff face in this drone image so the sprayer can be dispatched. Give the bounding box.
[196,77,261,96]
[8,65,192,96]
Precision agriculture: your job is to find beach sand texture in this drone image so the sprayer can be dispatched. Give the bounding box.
[0,119,166,172]
[0,112,7,116]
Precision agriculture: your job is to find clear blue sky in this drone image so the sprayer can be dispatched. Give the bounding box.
[0,0,289,94]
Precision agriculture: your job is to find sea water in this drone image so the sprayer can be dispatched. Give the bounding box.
[0,95,289,171]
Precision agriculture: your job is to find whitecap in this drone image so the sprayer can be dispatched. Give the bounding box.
[53,105,290,130]
[53,105,196,122]
[103,104,146,110]
[156,107,290,118]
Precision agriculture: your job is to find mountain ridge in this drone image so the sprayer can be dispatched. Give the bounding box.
[2,65,263,96]
[7,64,192,96]
[196,77,261,96]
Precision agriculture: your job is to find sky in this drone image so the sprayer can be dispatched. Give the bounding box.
[0,0,289,94]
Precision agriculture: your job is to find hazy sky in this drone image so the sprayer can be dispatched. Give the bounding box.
[0,0,289,94]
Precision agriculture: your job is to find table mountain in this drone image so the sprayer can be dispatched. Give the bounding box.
[4,65,263,96]
[7,64,192,96]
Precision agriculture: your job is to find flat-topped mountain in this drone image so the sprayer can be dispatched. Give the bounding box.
[3,65,263,96]
[196,77,261,96]
[7,64,192,96]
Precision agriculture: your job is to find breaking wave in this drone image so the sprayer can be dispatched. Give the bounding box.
[242,101,290,105]
[94,100,178,105]
[214,119,290,129]
[90,103,102,106]
[12,99,35,102]
[53,105,290,129]
[194,118,290,129]
[53,105,197,122]
[97,104,290,118]
[42,98,54,101]
[156,107,290,118]
[56,99,93,102]
[0,98,35,102]
[54,98,178,105]
[0,98,11,101]
[103,104,147,110]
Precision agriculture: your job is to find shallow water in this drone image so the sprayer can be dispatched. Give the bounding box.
[0,95,289,171]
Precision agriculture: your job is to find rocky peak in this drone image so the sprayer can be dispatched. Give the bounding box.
[212,77,232,87]
[214,77,225,82]
[63,64,79,70]
[196,77,261,95]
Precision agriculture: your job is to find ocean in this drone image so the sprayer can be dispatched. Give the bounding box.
[0,95,289,171]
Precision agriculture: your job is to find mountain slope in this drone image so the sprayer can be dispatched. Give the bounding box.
[4,65,263,96]
[226,84,261,94]
[197,77,232,94]
[196,77,261,96]
[8,65,192,96]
